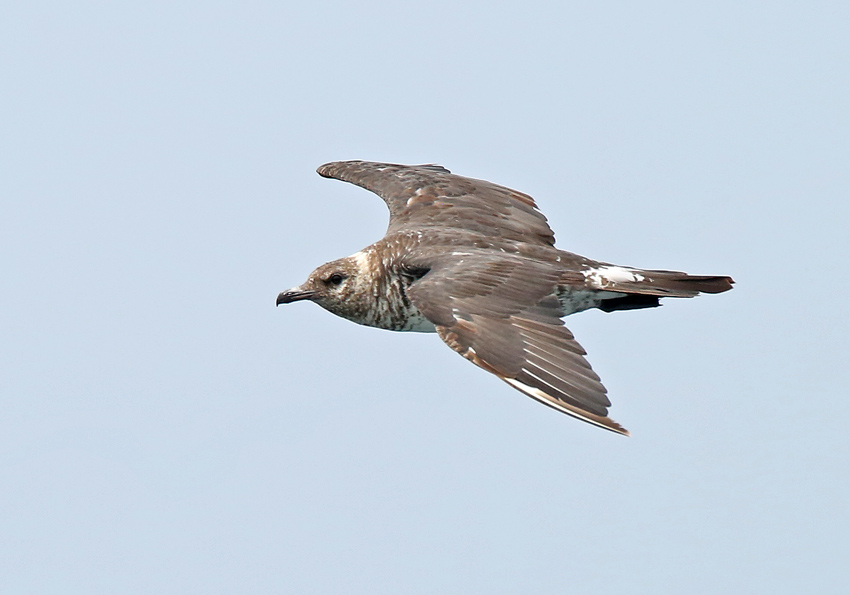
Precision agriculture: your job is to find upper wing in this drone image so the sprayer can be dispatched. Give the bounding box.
[405,252,628,435]
[317,160,556,246]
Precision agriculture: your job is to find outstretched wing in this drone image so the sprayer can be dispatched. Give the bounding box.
[406,251,628,435]
[317,160,556,246]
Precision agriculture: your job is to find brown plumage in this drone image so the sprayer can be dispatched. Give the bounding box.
[277,161,734,435]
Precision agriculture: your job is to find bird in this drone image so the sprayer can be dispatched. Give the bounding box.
[276,161,733,435]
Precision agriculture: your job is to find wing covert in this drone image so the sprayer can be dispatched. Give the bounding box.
[317,160,556,246]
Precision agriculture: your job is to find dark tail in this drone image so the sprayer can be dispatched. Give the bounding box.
[582,265,734,313]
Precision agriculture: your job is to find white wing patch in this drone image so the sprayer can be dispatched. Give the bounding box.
[583,266,645,289]
[407,187,430,206]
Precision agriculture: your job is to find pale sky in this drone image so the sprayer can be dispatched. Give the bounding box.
[2,1,848,593]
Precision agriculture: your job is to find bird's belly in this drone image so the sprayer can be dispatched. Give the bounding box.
[557,288,625,315]
[398,310,438,333]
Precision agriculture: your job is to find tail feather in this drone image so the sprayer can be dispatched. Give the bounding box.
[581,265,734,310]
[629,271,735,296]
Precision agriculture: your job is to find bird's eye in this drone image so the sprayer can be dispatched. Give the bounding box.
[328,273,345,286]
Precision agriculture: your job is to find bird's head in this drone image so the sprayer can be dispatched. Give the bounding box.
[276,253,373,323]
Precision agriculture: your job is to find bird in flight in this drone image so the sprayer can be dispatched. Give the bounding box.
[277,161,733,435]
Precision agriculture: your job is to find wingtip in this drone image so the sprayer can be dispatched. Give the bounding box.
[316,161,343,178]
[316,160,370,178]
[501,377,630,436]
[316,160,452,180]
[596,417,630,437]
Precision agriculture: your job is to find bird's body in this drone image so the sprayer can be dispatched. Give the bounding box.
[277,161,733,435]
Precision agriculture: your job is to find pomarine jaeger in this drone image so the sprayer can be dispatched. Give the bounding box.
[277,161,733,435]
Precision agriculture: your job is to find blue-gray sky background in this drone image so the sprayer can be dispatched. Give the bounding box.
[2,1,848,593]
